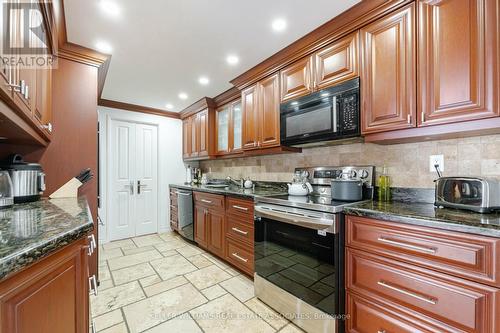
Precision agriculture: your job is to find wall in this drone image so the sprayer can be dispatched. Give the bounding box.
[98,107,184,243]
[200,134,500,188]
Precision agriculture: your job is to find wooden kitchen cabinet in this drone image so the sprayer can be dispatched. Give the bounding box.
[315,31,359,90]
[194,204,209,248]
[170,188,178,231]
[417,0,499,126]
[345,215,500,333]
[242,84,260,149]
[194,192,225,253]
[33,68,52,135]
[216,99,243,155]
[0,238,90,333]
[242,74,281,150]
[360,4,416,134]
[208,210,225,258]
[280,56,313,102]
[182,117,192,159]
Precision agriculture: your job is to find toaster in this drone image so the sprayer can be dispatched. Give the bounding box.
[435,177,500,213]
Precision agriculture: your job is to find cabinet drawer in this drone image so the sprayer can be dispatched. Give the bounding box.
[226,217,254,245]
[346,215,500,287]
[347,249,500,333]
[226,197,254,220]
[347,292,437,333]
[194,192,224,211]
[170,208,177,222]
[225,239,254,275]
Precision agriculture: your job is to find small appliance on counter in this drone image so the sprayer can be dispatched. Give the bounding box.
[287,170,313,196]
[0,171,14,208]
[435,177,500,213]
[0,154,45,203]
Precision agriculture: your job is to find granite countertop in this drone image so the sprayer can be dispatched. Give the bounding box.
[170,183,288,199]
[345,200,500,237]
[0,197,94,281]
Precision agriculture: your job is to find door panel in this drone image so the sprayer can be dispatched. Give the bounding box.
[242,85,259,150]
[361,4,416,134]
[280,56,313,102]
[135,124,158,236]
[182,118,192,158]
[418,0,499,126]
[194,205,208,249]
[110,120,135,241]
[191,114,198,157]
[315,32,359,90]
[198,109,209,156]
[232,100,243,151]
[259,74,280,148]
[208,210,225,258]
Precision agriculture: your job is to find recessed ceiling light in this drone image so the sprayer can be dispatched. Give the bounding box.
[95,40,112,54]
[198,77,210,85]
[272,18,287,32]
[226,55,239,65]
[178,92,188,100]
[99,0,121,17]
[165,103,173,109]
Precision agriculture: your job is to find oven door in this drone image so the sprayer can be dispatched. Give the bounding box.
[254,204,343,317]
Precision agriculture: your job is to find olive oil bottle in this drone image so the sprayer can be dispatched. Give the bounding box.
[378,166,391,202]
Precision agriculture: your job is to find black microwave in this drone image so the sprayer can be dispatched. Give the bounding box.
[280,77,360,147]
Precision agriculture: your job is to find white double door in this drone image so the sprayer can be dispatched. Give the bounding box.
[109,120,158,241]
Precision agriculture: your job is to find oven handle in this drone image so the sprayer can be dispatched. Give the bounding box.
[254,206,336,234]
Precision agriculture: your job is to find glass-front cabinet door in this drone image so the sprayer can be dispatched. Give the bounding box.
[216,99,242,155]
[232,101,242,151]
[217,106,229,153]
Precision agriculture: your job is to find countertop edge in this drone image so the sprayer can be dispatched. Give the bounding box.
[0,200,94,282]
[169,183,287,199]
[344,206,500,238]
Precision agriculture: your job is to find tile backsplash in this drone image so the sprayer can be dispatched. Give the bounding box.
[200,134,500,188]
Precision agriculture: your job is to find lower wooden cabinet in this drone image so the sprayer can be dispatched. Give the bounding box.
[0,238,90,333]
[193,191,254,276]
[169,189,178,231]
[345,215,500,333]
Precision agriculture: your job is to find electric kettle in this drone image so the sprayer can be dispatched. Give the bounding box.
[0,171,14,209]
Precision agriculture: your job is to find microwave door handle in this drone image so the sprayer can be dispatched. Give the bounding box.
[332,96,338,133]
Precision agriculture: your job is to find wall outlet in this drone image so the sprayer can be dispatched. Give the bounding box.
[429,155,444,172]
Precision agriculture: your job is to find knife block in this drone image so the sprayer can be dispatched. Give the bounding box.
[49,178,83,199]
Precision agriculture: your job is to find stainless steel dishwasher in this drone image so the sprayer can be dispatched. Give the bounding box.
[176,189,194,241]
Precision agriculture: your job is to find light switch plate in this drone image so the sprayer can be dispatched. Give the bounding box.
[429,155,444,172]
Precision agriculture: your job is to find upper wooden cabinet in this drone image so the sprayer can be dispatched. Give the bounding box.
[242,74,281,150]
[280,57,313,102]
[280,32,360,102]
[360,4,416,134]
[315,32,359,90]
[242,84,260,149]
[216,99,243,155]
[417,0,499,126]
[259,74,280,148]
[182,108,215,160]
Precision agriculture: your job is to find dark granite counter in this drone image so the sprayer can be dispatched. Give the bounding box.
[0,197,94,281]
[170,183,288,199]
[345,201,500,237]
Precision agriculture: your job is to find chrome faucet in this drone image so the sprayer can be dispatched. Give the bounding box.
[226,176,244,188]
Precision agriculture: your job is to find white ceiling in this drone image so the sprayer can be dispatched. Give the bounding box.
[64,0,360,112]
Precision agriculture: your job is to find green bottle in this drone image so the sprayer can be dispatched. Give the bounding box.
[378,166,391,202]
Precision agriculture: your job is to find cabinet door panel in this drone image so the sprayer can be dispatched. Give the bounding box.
[242,85,259,150]
[280,56,313,102]
[182,118,192,158]
[190,115,198,157]
[418,0,499,126]
[316,32,359,90]
[360,4,416,134]
[194,205,207,248]
[216,106,230,154]
[231,100,243,152]
[198,110,209,156]
[259,74,280,148]
[208,210,225,258]
[33,68,52,135]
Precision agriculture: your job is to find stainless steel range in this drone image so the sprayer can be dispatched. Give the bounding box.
[253,166,374,333]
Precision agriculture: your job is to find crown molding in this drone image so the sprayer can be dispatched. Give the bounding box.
[179,97,217,119]
[99,99,180,119]
[213,87,241,108]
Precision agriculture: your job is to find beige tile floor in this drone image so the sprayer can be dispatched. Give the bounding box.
[93,232,305,333]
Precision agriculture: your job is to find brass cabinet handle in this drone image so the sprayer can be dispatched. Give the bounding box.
[377,280,437,305]
[231,227,248,236]
[232,205,249,211]
[231,252,248,263]
[377,237,437,254]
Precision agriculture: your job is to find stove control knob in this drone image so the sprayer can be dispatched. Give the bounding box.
[358,170,369,179]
